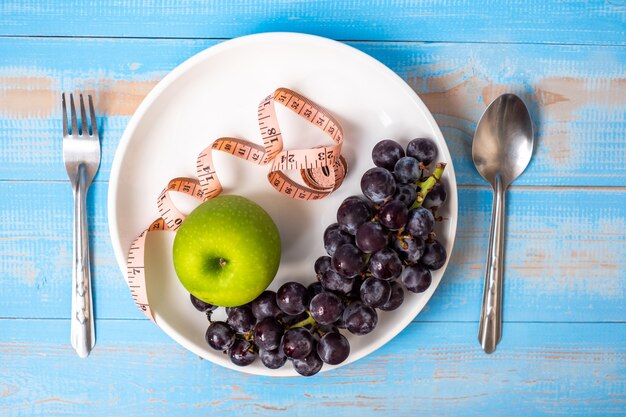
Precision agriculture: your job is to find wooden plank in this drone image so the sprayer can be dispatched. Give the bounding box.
[0,182,132,318]
[1,38,625,185]
[0,37,216,183]
[365,42,626,187]
[1,319,624,416]
[426,186,626,323]
[2,182,624,322]
[1,0,625,45]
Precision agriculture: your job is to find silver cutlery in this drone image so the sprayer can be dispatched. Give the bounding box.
[472,94,534,353]
[62,93,100,358]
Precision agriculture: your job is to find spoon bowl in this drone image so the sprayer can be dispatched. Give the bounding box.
[472,94,533,353]
[473,94,533,187]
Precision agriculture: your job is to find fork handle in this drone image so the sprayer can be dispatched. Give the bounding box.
[71,164,95,358]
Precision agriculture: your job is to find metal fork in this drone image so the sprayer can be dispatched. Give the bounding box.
[62,93,100,358]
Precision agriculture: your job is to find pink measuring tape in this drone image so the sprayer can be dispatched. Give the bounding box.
[126,88,347,320]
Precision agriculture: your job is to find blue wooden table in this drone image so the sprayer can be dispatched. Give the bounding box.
[1,2,625,416]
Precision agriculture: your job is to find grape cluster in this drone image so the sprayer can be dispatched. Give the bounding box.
[191,137,448,376]
[191,285,346,376]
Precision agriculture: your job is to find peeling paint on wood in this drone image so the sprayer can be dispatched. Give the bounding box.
[1,2,625,415]
[0,320,624,417]
[1,0,625,45]
[1,39,624,185]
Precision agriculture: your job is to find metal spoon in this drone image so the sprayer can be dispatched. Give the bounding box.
[472,94,533,354]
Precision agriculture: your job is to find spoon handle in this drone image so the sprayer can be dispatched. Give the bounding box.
[478,176,506,353]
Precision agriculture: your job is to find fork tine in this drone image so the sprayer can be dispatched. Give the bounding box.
[88,95,98,137]
[79,94,89,136]
[62,93,68,137]
[70,93,79,136]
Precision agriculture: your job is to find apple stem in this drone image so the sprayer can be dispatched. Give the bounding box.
[218,258,227,268]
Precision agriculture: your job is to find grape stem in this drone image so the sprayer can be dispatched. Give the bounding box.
[288,311,317,329]
[411,162,446,209]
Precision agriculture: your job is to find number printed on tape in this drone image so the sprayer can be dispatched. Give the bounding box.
[126,88,348,321]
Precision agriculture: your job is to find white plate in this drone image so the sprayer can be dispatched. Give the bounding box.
[108,32,458,376]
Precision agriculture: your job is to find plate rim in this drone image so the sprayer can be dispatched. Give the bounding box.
[108,32,458,376]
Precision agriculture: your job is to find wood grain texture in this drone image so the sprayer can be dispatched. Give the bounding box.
[1,319,624,417]
[2,182,624,322]
[1,38,624,185]
[0,0,625,45]
[1,2,626,414]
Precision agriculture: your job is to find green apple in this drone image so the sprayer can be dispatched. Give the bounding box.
[172,195,281,307]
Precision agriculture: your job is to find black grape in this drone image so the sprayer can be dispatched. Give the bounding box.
[229,338,257,366]
[337,196,373,235]
[190,294,217,312]
[394,156,421,183]
[323,223,354,256]
[355,221,388,253]
[368,248,403,281]
[282,328,314,359]
[406,207,435,237]
[422,181,447,209]
[360,277,391,308]
[259,348,287,369]
[226,306,256,333]
[254,317,284,351]
[293,352,324,376]
[320,268,354,295]
[250,290,281,321]
[406,138,438,165]
[371,139,405,170]
[309,292,344,325]
[317,332,350,365]
[421,240,447,270]
[393,234,425,263]
[314,256,332,278]
[276,282,310,315]
[332,243,366,278]
[343,302,378,335]
[393,183,417,208]
[400,264,432,293]
[205,321,236,351]
[361,167,396,203]
[379,281,405,311]
[378,200,408,231]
